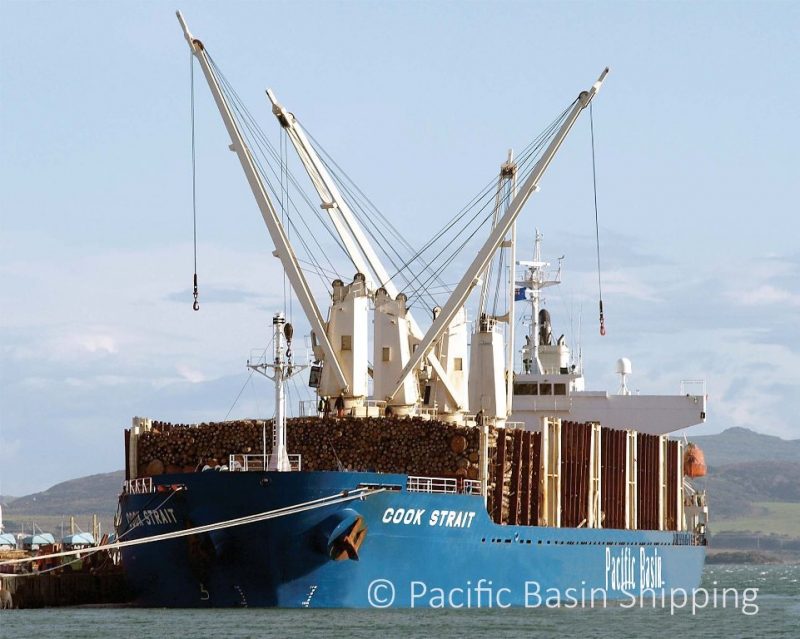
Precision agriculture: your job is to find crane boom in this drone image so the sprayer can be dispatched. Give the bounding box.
[176,11,348,392]
[267,90,464,409]
[390,68,609,400]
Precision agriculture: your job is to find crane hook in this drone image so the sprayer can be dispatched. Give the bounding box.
[193,273,200,311]
[599,300,606,336]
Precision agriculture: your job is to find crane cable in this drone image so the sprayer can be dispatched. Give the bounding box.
[190,53,200,312]
[590,102,605,336]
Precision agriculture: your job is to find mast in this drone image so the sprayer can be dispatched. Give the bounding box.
[247,313,306,471]
[518,231,562,374]
[176,11,348,394]
[390,68,609,400]
[273,314,288,471]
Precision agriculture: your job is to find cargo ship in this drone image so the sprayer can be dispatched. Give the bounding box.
[114,13,709,608]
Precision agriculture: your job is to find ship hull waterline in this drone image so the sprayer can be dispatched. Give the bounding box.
[117,471,705,608]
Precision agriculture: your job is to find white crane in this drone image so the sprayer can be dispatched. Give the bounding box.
[390,68,609,402]
[176,12,349,395]
[266,90,465,411]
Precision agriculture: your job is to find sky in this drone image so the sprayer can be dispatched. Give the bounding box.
[1,0,798,496]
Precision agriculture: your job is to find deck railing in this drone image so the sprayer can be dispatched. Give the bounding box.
[407,475,482,496]
[229,454,302,472]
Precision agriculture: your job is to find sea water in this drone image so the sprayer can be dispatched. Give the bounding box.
[1,565,797,639]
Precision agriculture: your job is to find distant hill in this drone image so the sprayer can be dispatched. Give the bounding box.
[686,427,800,467]
[692,461,800,519]
[2,471,123,518]
[676,428,800,554]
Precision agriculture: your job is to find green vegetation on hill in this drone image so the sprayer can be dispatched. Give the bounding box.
[692,461,800,519]
[688,427,800,467]
[679,428,800,555]
[711,502,800,537]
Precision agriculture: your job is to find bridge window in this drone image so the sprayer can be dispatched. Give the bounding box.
[514,382,538,395]
[554,383,567,396]
[540,383,552,395]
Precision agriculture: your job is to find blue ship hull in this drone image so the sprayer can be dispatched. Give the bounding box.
[117,471,705,608]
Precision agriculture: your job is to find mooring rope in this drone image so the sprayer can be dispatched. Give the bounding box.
[0,486,385,573]
[0,487,188,578]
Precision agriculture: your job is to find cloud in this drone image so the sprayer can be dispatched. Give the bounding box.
[720,256,800,308]
[595,269,662,303]
[734,284,800,308]
[176,364,207,384]
[75,333,118,354]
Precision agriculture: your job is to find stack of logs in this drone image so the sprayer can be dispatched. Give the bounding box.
[486,422,683,531]
[136,420,264,476]
[134,416,481,480]
[486,427,542,526]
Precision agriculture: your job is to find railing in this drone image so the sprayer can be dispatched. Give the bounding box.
[460,413,477,427]
[229,454,302,472]
[417,406,438,420]
[524,397,572,412]
[684,490,707,508]
[680,379,706,396]
[456,414,524,429]
[352,399,387,418]
[123,477,154,494]
[407,475,482,496]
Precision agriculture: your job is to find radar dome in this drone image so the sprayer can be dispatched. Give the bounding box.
[615,357,632,375]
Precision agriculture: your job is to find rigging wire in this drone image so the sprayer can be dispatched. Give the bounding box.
[589,102,606,336]
[304,110,561,306]
[403,107,570,307]
[207,56,350,285]
[402,102,575,305]
[202,53,581,321]
[190,53,200,312]
[224,368,256,421]
[303,127,453,304]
